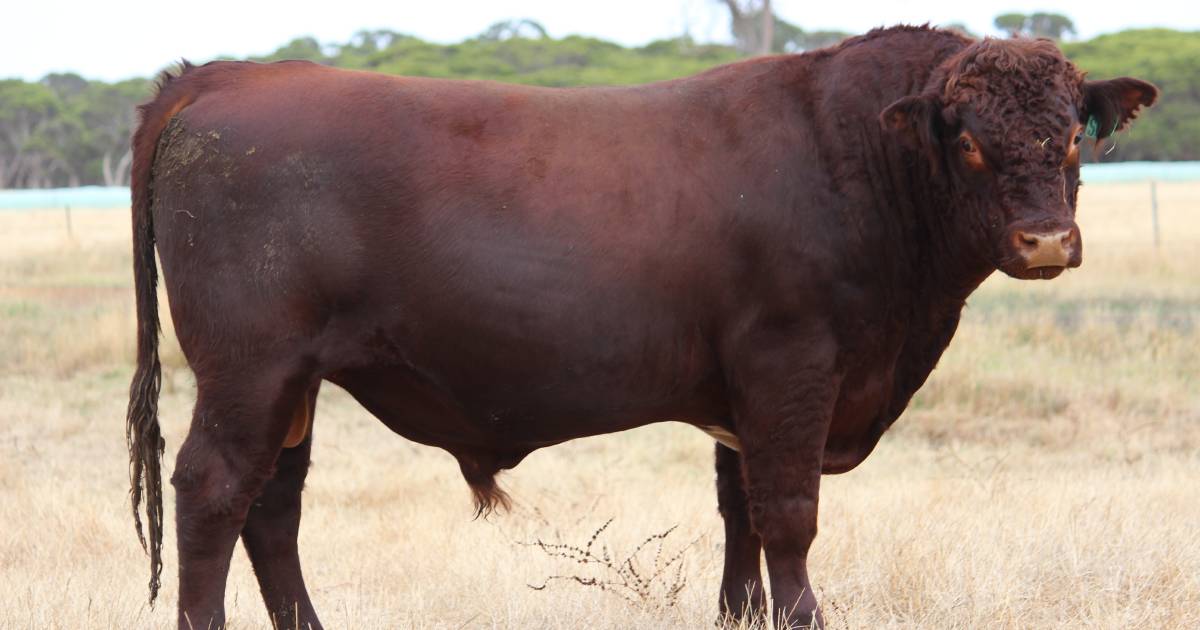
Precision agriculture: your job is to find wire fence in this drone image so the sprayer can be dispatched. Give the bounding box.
[1,166,1197,248]
[1,162,1199,210]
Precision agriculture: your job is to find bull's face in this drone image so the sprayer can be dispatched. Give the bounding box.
[881,38,1157,280]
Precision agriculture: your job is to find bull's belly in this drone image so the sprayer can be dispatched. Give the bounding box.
[324,327,899,474]
[326,360,729,453]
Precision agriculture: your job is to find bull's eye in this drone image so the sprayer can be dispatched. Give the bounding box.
[959,137,977,154]
[1073,131,1084,145]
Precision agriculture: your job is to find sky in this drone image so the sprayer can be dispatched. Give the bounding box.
[3,0,1196,81]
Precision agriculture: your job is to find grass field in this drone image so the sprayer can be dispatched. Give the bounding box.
[1,182,1198,629]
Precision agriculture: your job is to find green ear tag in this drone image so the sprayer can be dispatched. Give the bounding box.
[1085,116,1099,138]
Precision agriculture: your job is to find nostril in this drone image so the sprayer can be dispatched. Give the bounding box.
[1014,228,1075,269]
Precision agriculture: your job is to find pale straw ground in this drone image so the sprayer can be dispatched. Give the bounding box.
[1,182,1197,629]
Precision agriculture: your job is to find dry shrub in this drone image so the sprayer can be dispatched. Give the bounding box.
[521,518,697,610]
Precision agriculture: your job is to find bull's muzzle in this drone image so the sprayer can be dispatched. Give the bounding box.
[1013,228,1079,269]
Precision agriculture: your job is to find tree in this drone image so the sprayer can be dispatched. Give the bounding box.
[260,36,327,63]
[1028,12,1076,40]
[1064,29,1200,160]
[941,22,978,39]
[475,19,549,42]
[993,12,1076,40]
[0,80,63,188]
[785,29,850,52]
[719,0,773,55]
[41,73,89,99]
[994,13,1027,35]
[78,79,147,185]
[0,73,152,188]
[718,1,849,54]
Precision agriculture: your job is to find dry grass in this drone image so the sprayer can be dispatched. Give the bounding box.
[1,183,1197,629]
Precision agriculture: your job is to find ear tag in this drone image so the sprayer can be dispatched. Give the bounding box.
[1084,116,1099,138]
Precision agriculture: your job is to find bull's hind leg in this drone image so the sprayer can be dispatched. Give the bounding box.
[240,384,322,630]
[171,363,313,630]
[715,442,766,626]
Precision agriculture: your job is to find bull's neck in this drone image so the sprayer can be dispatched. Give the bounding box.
[853,156,991,422]
[912,207,995,307]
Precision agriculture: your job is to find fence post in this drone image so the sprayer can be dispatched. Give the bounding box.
[1149,180,1159,248]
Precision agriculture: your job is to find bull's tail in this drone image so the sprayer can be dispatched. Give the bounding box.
[126,60,197,605]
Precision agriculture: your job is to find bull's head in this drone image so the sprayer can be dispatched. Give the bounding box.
[881,37,1157,280]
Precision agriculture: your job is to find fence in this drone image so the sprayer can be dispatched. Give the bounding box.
[2,163,1198,246]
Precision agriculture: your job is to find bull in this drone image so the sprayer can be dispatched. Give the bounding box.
[125,25,1155,629]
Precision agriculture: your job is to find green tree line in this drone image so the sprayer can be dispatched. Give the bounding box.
[1,22,1195,188]
[1062,29,1199,161]
[0,75,149,188]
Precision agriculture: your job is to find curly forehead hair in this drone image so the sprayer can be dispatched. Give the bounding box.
[942,38,1085,115]
[939,37,1088,176]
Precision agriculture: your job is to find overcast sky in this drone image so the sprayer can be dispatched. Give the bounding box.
[3,0,1196,81]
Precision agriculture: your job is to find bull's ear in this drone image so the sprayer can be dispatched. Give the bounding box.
[880,93,943,166]
[1082,78,1158,139]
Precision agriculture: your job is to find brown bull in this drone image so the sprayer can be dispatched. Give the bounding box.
[125,25,1155,629]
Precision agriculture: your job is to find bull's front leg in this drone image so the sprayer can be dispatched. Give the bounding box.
[727,330,838,630]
